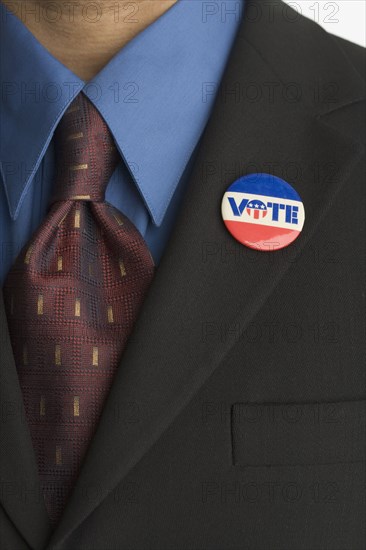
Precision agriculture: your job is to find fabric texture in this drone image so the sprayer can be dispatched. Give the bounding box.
[2,92,155,525]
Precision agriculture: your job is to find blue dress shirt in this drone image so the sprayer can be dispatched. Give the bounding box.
[0,0,244,284]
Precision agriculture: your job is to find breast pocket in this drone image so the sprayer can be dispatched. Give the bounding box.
[231,400,366,466]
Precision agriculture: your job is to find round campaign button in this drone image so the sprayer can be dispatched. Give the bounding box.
[221,173,305,251]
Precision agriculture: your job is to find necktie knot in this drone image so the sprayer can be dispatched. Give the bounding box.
[51,93,120,204]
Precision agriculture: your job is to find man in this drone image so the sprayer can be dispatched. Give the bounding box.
[0,0,365,549]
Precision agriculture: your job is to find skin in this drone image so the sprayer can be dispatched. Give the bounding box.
[2,0,178,81]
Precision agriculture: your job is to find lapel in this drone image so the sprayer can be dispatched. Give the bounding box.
[0,290,53,549]
[1,1,364,548]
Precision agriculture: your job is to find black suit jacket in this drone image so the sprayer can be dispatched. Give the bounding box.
[1,1,365,548]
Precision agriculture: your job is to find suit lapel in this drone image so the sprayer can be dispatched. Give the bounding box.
[0,290,52,549]
[0,1,363,548]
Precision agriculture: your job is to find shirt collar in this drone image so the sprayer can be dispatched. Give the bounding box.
[0,0,243,224]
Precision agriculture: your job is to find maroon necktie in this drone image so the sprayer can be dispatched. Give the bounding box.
[3,92,155,525]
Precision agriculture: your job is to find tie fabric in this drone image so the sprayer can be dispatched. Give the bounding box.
[3,92,155,525]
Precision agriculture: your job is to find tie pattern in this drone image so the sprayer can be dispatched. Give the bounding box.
[3,92,155,525]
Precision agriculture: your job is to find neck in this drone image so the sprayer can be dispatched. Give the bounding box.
[2,0,178,81]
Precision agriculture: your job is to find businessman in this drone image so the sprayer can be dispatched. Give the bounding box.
[0,0,365,549]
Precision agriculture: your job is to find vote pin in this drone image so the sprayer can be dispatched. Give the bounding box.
[221,173,305,251]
